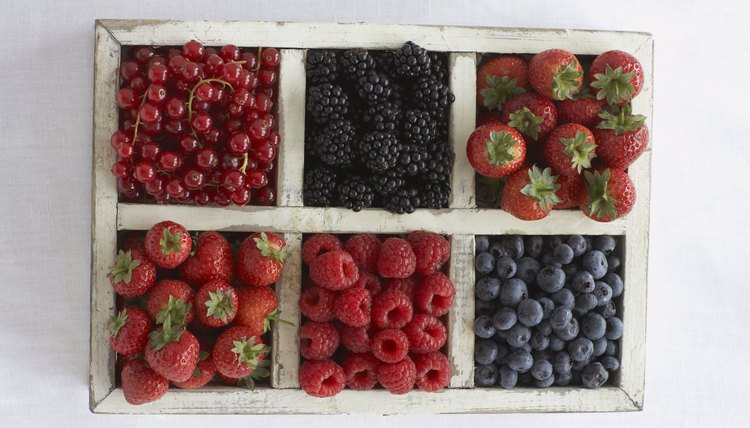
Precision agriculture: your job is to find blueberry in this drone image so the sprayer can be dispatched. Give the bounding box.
[603,273,623,297]
[492,328,507,343]
[475,339,499,365]
[474,363,498,387]
[553,244,575,264]
[554,371,572,386]
[536,266,566,293]
[563,263,578,279]
[548,334,566,351]
[475,252,495,275]
[489,242,508,258]
[553,351,572,373]
[532,349,553,362]
[520,343,533,353]
[474,315,496,338]
[549,307,573,330]
[499,278,528,307]
[584,236,593,252]
[568,338,594,362]
[517,299,544,327]
[536,319,552,336]
[534,374,555,387]
[581,362,609,389]
[567,235,587,257]
[530,359,553,381]
[572,358,590,371]
[541,253,562,268]
[475,276,501,301]
[581,313,606,340]
[530,332,549,351]
[575,293,598,313]
[538,297,555,320]
[524,236,543,257]
[475,298,495,316]
[593,281,613,306]
[607,255,621,272]
[600,356,620,371]
[506,350,533,372]
[500,235,524,260]
[596,300,617,319]
[605,317,624,340]
[571,271,596,293]
[544,236,563,253]
[495,342,509,364]
[492,307,517,331]
[498,365,518,388]
[554,317,580,341]
[593,236,616,255]
[605,340,617,356]
[582,250,608,279]
[495,256,517,279]
[506,323,531,347]
[551,288,575,308]
[592,337,608,357]
[475,235,489,253]
[515,257,541,284]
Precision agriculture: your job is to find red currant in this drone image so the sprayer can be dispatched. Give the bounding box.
[266,131,280,147]
[146,84,168,104]
[213,188,231,206]
[116,143,134,160]
[140,142,160,160]
[145,175,166,195]
[247,118,271,142]
[110,130,132,149]
[240,52,258,70]
[192,100,211,113]
[256,160,274,173]
[208,169,223,185]
[254,186,275,206]
[261,87,274,98]
[183,40,205,62]
[227,132,251,156]
[111,161,130,178]
[183,168,206,190]
[174,190,192,203]
[253,142,276,163]
[238,69,258,91]
[166,178,185,197]
[117,88,138,110]
[129,77,148,94]
[120,61,141,81]
[148,56,167,68]
[228,103,244,118]
[173,79,190,94]
[133,160,157,183]
[259,69,277,88]
[164,119,186,135]
[204,47,218,57]
[194,83,215,103]
[147,64,169,84]
[246,170,268,188]
[117,176,137,193]
[180,136,200,153]
[153,191,170,204]
[166,98,187,119]
[221,170,246,191]
[222,62,242,84]
[230,186,252,206]
[194,190,212,205]
[157,151,181,172]
[168,55,188,74]
[140,120,163,135]
[220,44,240,62]
[254,93,272,113]
[204,54,224,77]
[261,113,275,129]
[221,153,242,170]
[224,118,243,134]
[134,47,154,64]
[191,112,213,134]
[139,102,162,123]
[244,110,260,125]
[182,62,200,82]
[195,148,219,170]
[261,48,281,68]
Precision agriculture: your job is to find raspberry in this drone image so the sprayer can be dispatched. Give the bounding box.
[377,238,416,278]
[299,321,340,360]
[371,329,410,363]
[334,286,372,327]
[339,324,374,353]
[413,352,450,392]
[352,271,382,295]
[344,234,381,272]
[302,234,343,265]
[371,290,413,329]
[403,314,447,353]
[377,356,416,394]
[299,286,337,322]
[407,231,451,276]
[299,359,345,397]
[309,250,360,290]
[342,352,380,390]
[381,275,420,301]
[415,272,455,317]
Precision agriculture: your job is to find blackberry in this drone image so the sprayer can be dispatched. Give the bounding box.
[339,49,376,80]
[358,131,402,172]
[348,99,368,124]
[356,70,392,104]
[385,186,421,214]
[306,50,338,84]
[373,50,396,71]
[369,169,405,196]
[307,83,349,124]
[393,41,432,78]
[401,110,437,145]
[303,166,338,206]
[411,77,455,117]
[314,119,357,166]
[428,52,449,85]
[417,181,451,209]
[364,101,402,132]
[395,144,428,176]
[423,141,454,183]
[338,176,375,212]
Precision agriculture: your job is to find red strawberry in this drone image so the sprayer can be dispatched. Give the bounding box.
[172,343,216,390]
[466,123,526,178]
[194,279,238,327]
[120,358,169,405]
[593,104,649,169]
[553,174,582,210]
[121,232,146,253]
[213,326,268,379]
[477,55,529,111]
[529,49,584,100]
[180,231,233,286]
[589,50,644,105]
[578,168,636,222]
[234,286,281,336]
[144,221,192,269]
[108,249,156,297]
[500,165,561,221]
[556,97,603,129]
[146,279,194,326]
[237,232,288,287]
[501,92,558,143]
[144,320,200,382]
[544,123,597,176]
[107,307,151,356]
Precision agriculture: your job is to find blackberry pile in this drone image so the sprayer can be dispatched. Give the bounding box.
[303,42,455,214]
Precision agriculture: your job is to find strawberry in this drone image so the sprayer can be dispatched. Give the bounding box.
[120,358,169,405]
[144,318,200,382]
[501,92,558,143]
[121,232,146,253]
[593,104,649,169]
[589,50,644,106]
[466,123,526,178]
[476,111,503,128]
[544,123,597,176]
[107,307,151,356]
[556,96,603,129]
[172,342,216,390]
[234,286,284,337]
[194,279,238,327]
[213,326,268,379]
[180,231,233,286]
[477,55,529,111]
[108,249,156,298]
[578,168,636,222]
[529,49,584,100]
[237,232,288,287]
[146,279,194,326]
[500,165,561,221]
[553,174,582,210]
[144,220,192,269]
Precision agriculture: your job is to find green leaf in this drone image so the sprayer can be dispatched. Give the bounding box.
[508,107,544,140]
[481,74,526,111]
[148,316,185,350]
[551,61,583,100]
[107,250,141,284]
[590,64,637,105]
[583,169,620,220]
[155,296,192,327]
[263,308,294,333]
[520,165,562,211]
[597,104,646,135]
[560,131,597,173]
[254,232,288,265]
[231,337,268,370]
[484,130,520,167]
[205,288,237,324]
[159,228,184,255]
[107,309,128,338]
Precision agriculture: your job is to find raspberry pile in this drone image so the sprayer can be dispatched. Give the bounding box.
[107,221,289,405]
[303,42,455,214]
[110,40,281,206]
[298,231,455,396]
[473,235,623,389]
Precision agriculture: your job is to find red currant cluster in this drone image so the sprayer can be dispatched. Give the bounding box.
[110,40,281,206]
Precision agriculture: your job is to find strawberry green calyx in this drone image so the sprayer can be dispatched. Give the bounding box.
[156,296,192,327]
[205,290,237,324]
[262,308,294,334]
[480,75,526,110]
[159,228,184,255]
[108,250,141,284]
[148,316,185,350]
[560,131,597,173]
[236,359,271,390]
[107,309,128,338]
[520,165,561,211]
[552,62,583,100]
[591,64,637,105]
[485,130,520,167]
[508,107,544,140]
[583,169,620,220]
[597,104,646,135]
[254,232,289,264]
[231,337,268,370]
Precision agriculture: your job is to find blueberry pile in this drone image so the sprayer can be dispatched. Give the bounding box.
[302,43,455,214]
[473,235,623,389]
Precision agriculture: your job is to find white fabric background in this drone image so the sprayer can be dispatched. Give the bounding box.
[1,0,748,426]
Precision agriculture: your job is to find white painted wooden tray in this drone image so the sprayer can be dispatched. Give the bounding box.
[90,20,652,414]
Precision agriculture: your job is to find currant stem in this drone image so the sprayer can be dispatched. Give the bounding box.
[131,85,152,146]
[187,78,237,147]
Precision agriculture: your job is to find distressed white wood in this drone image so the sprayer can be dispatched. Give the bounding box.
[271,233,302,388]
[448,235,475,388]
[276,49,306,207]
[448,53,477,208]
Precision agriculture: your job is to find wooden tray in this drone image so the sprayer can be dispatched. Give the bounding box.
[90,20,652,414]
